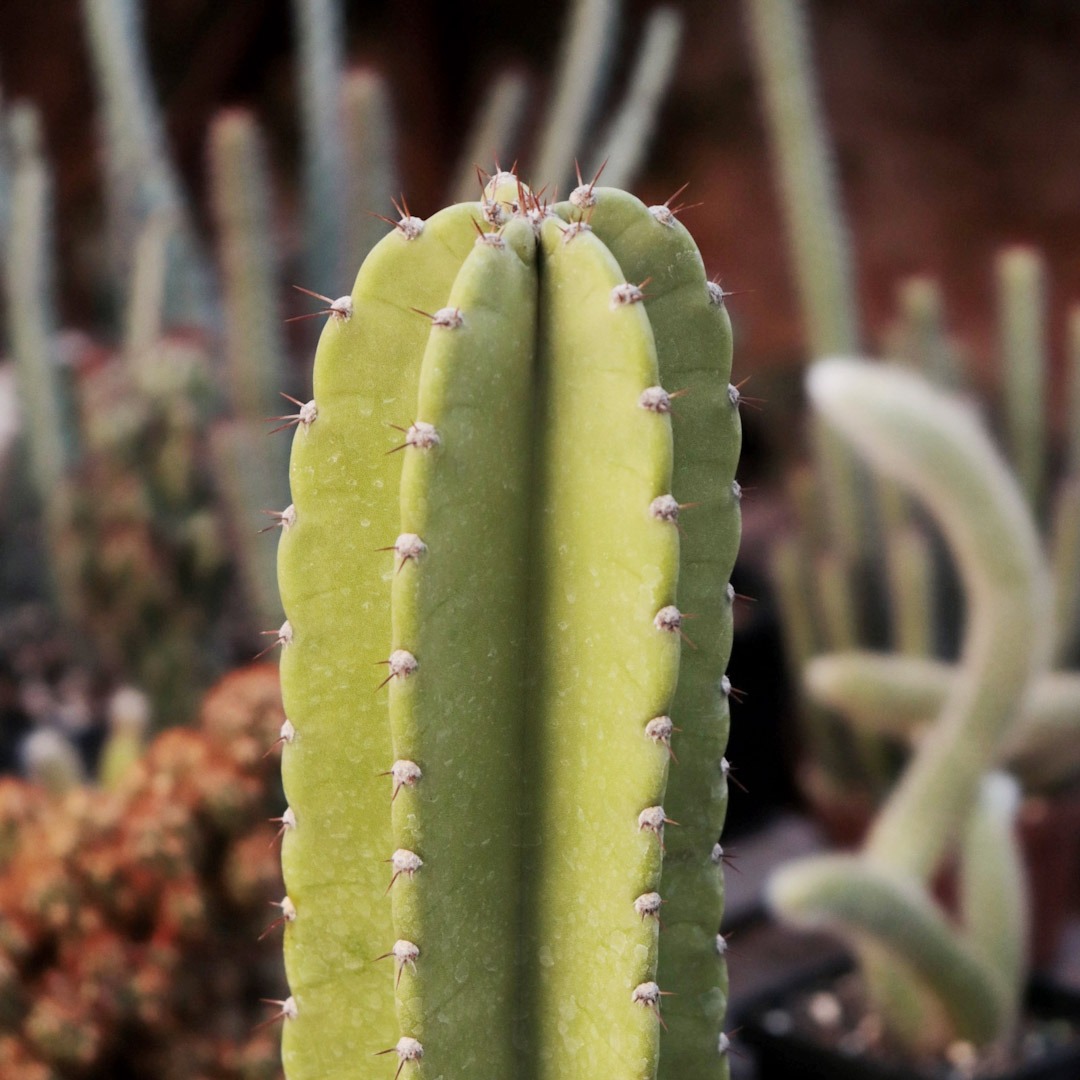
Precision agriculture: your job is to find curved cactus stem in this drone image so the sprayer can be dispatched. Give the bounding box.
[807,651,1080,792]
[521,214,679,1077]
[389,217,538,1076]
[559,187,740,1077]
[1050,476,1080,666]
[768,853,1008,1048]
[808,359,1050,881]
[276,203,479,1080]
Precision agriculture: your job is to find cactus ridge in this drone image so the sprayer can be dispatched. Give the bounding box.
[276,176,740,1079]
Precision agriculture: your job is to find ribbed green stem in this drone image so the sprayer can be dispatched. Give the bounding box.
[277,181,739,1079]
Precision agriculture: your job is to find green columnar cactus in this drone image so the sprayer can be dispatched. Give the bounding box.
[274,174,741,1079]
[768,358,1050,1055]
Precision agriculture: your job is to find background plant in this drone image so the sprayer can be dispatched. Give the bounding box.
[0,0,686,742]
[768,357,1048,1058]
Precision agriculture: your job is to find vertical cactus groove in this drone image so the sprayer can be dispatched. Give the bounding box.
[275,176,741,1079]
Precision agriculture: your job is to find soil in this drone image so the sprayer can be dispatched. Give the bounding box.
[751,966,1080,1080]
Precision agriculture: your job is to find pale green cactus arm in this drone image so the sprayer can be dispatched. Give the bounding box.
[769,359,1049,1055]
[292,0,347,292]
[590,8,684,190]
[808,360,1050,879]
[768,853,1009,1047]
[805,652,1080,791]
[533,0,618,192]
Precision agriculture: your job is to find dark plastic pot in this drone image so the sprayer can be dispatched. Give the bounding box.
[737,960,1080,1080]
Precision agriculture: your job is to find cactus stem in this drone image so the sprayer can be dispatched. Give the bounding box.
[259,896,298,940]
[385,850,423,892]
[255,620,293,659]
[380,759,423,800]
[257,996,298,1030]
[632,982,674,1030]
[610,278,651,308]
[267,394,318,435]
[260,504,298,533]
[286,284,354,323]
[375,1036,424,1079]
[375,940,420,987]
[268,806,297,848]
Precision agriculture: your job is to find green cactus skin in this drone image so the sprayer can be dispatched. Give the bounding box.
[555,186,740,1078]
[277,202,482,1079]
[275,179,741,1079]
[769,358,1049,1055]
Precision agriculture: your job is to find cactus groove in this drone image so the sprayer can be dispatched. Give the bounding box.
[275,174,741,1079]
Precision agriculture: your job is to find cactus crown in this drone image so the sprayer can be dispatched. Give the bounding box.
[272,173,742,1079]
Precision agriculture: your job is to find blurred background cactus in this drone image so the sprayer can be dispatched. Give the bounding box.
[746,0,1080,863]
[0,0,688,763]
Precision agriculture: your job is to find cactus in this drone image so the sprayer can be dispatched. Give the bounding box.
[768,358,1049,1056]
[272,173,741,1079]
